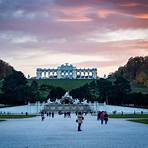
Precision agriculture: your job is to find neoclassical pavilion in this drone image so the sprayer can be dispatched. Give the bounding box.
[36,63,97,79]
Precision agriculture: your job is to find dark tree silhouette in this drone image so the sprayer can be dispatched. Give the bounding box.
[2,71,28,104]
[0,59,14,80]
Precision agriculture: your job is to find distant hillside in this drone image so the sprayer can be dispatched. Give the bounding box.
[112,56,148,87]
[0,59,14,80]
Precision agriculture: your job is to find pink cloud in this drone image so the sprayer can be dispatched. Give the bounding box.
[0,0,148,77]
[56,15,92,22]
[97,9,116,18]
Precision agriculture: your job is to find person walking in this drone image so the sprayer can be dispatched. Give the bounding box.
[104,112,108,124]
[100,111,105,125]
[97,111,101,120]
[41,111,45,121]
[51,112,54,118]
[76,112,84,131]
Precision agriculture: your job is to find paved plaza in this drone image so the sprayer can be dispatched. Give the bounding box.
[0,114,148,148]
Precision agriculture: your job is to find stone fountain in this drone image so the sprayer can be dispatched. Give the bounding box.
[43,92,91,112]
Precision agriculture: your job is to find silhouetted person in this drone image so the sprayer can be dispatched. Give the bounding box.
[68,112,71,118]
[97,111,101,120]
[52,112,54,118]
[76,112,84,131]
[41,112,45,121]
[49,112,51,117]
[104,112,108,124]
[64,112,66,118]
[47,112,49,117]
[100,111,105,124]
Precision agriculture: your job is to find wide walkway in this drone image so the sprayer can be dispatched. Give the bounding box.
[0,114,148,148]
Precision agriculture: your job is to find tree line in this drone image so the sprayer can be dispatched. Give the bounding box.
[0,71,66,105]
[70,77,148,107]
[111,56,148,86]
[0,70,148,107]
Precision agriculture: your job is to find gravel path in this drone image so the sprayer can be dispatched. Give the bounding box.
[0,114,148,148]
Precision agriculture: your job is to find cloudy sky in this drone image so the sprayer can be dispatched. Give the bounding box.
[0,0,148,77]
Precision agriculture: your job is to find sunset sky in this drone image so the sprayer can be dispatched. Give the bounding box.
[0,0,148,77]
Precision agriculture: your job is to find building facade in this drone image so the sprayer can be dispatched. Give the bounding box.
[36,63,97,79]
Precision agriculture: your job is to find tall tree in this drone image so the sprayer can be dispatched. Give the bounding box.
[70,84,91,101]
[2,71,28,104]
[29,80,40,102]
[0,59,14,80]
[96,78,113,104]
[114,76,131,104]
[48,87,66,101]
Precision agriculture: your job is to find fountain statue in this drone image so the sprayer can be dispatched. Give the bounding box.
[82,99,88,105]
[74,99,80,104]
[47,98,52,104]
[55,99,60,104]
[43,92,91,112]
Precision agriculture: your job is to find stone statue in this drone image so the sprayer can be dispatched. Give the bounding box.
[63,92,72,99]
[74,98,80,104]
[55,99,60,104]
[47,98,52,104]
[82,99,88,105]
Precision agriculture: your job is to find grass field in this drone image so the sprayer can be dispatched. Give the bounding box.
[28,79,93,91]
[1,78,148,93]
[109,114,148,118]
[0,114,36,119]
[128,119,148,124]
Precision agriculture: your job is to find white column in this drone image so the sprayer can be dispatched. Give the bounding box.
[52,71,54,78]
[48,70,50,79]
[36,69,42,79]
[84,71,86,79]
[89,70,91,79]
[54,70,57,78]
[57,69,61,79]
[79,70,81,79]
[92,69,97,79]
[36,70,39,79]
[44,70,46,79]
[40,71,42,79]
[88,71,90,79]
[64,71,66,79]
[73,69,77,79]
[48,70,50,78]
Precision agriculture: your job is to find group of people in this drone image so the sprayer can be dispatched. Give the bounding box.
[41,111,55,121]
[97,111,108,125]
[64,112,71,118]
[75,111,109,131]
[40,111,109,131]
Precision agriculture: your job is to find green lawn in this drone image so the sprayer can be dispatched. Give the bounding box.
[28,79,93,91]
[128,119,148,124]
[0,114,36,119]
[109,114,148,118]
